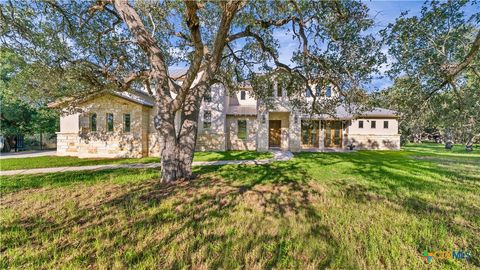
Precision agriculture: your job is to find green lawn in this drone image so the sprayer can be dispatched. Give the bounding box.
[1,144,479,269]
[0,151,273,171]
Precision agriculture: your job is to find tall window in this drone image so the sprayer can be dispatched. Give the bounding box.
[204,88,212,102]
[203,110,211,129]
[358,120,364,129]
[123,114,131,132]
[384,120,389,129]
[371,120,376,129]
[106,113,114,132]
[238,120,247,140]
[326,86,332,97]
[315,85,322,96]
[277,83,283,97]
[305,88,312,97]
[240,90,246,100]
[90,113,97,132]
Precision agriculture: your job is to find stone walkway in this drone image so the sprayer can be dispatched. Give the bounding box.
[0,150,294,176]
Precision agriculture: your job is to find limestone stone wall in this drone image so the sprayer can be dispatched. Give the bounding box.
[226,116,257,150]
[56,133,80,156]
[196,84,227,151]
[57,94,151,158]
[288,113,301,152]
[346,134,401,150]
[256,108,269,152]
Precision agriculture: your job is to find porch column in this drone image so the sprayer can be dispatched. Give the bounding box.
[289,113,301,152]
[319,120,325,149]
[257,107,269,152]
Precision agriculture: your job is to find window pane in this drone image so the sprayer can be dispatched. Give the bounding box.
[326,86,332,97]
[204,88,212,102]
[240,90,246,100]
[384,121,389,129]
[371,121,376,128]
[277,84,282,97]
[203,111,211,129]
[91,113,97,132]
[106,113,114,132]
[238,120,247,139]
[359,120,363,128]
[124,114,131,132]
[315,85,322,96]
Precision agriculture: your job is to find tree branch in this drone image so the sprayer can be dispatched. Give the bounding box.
[112,0,171,101]
[172,0,205,111]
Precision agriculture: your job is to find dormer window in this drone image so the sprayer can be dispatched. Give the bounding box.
[240,90,246,100]
[326,86,332,97]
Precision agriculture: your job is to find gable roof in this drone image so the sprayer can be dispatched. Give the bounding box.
[48,91,154,108]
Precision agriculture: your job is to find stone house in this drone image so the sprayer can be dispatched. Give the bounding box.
[55,78,400,158]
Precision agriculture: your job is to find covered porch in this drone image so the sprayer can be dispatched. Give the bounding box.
[299,119,347,151]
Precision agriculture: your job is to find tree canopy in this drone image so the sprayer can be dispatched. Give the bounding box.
[380,0,480,145]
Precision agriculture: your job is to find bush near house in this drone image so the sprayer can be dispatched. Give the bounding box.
[1,144,479,269]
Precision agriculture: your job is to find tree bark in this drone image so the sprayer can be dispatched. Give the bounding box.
[175,82,209,179]
[155,104,178,182]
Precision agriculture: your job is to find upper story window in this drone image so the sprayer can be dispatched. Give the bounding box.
[106,113,114,132]
[123,114,131,132]
[238,120,247,140]
[305,88,312,97]
[384,120,389,129]
[240,90,246,100]
[325,86,332,97]
[277,83,283,97]
[90,113,97,132]
[204,88,212,102]
[203,110,211,129]
[371,120,376,129]
[315,85,322,96]
[358,120,364,129]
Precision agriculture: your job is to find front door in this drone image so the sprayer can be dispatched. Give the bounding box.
[269,120,281,147]
[324,121,343,148]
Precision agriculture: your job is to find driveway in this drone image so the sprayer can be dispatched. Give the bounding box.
[0,150,56,159]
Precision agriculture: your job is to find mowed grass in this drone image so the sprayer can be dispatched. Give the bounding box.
[1,144,479,269]
[0,151,273,171]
